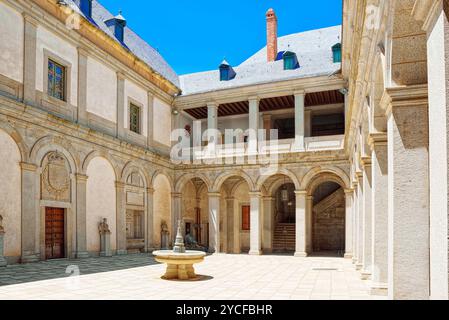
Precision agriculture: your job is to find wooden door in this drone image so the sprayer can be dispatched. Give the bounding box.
[242,205,251,231]
[45,207,65,259]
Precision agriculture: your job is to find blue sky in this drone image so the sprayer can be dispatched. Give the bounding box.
[100,0,342,75]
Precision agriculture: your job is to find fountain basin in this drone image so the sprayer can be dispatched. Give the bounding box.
[153,250,206,280]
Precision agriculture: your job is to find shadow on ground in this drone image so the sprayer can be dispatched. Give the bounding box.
[0,253,159,286]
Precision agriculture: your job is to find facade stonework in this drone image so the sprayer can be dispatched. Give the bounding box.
[0,0,448,300]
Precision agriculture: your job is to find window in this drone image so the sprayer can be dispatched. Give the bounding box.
[47,59,66,101]
[332,43,342,63]
[129,103,141,134]
[219,60,236,81]
[283,51,299,70]
[242,205,250,231]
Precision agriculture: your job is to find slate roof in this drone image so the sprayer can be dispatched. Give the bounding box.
[66,0,180,88]
[179,25,342,96]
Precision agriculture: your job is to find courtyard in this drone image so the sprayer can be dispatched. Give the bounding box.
[0,254,386,300]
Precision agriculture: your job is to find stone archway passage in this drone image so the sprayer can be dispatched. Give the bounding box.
[312,182,345,256]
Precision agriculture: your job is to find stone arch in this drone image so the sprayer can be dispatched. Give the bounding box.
[81,150,119,181]
[301,166,350,193]
[153,172,173,248]
[175,172,212,193]
[149,169,174,192]
[212,170,256,192]
[121,161,149,188]
[0,127,22,258]
[31,136,78,174]
[86,156,117,253]
[0,121,28,162]
[255,168,301,191]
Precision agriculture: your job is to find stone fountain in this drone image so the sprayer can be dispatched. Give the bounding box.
[153,220,206,280]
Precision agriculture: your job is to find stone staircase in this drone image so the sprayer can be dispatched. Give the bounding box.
[272,223,295,252]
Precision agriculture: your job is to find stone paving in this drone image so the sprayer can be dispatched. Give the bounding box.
[0,253,387,300]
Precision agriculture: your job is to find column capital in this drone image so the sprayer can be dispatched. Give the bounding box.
[248,191,263,198]
[248,96,260,102]
[361,156,372,168]
[115,181,126,189]
[20,162,37,172]
[23,12,39,26]
[207,101,219,109]
[146,187,155,194]
[225,197,235,201]
[77,46,89,57]
[208,192,222,198]
[263,196,275,201]
[368,132,388,148]
[344,188,354,195]
[75,173,88,182]
[294,190,308,196]
[293,89,306,96]
[171,192,182,198]
[116,71,126,81]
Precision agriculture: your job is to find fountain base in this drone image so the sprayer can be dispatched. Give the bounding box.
[153,250,206,280]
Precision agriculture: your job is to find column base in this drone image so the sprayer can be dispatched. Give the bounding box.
[116,249,127,255]
[355,263,363,271]
[370,283,388,296]
[76,251,89,259]
[352,257,357,264]
[344,253,353,259]
[0,257,6,267]
[21,254,39,264]
[360,270,372,280]
[294,252,308,257]
[248,250,262,256]
[100,251,112,257]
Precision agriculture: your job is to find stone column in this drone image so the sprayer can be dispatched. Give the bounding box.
[248,97,260,153]
[115,181,127,255]
[249,192,263,255]
[208,192,221,253]
[262,196,274,253]
[386,86,429,300]
[146,187,154,251]
[233,197,241,253]
[23,14,38,105]
[20,162,39,263]
[294,91,305,150]
[171,192,182,244]
[352,181,359,264]
[344,189,354,259]
[116,72,126,139]
[414,0,449,299]
[147,93,154,147]
[369,133,388,295]
[75,174,89,258]
[226,197,235,253]
[355,172,363,270]
[263,114,272,140]
[306,195,313,254]
[77,48,88,126]
[361,157,372,279]
[294,191,307,257]
[207,102,219,145]
[305,109,312,138]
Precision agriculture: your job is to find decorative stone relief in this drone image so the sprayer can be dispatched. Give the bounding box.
[41,152,71,202]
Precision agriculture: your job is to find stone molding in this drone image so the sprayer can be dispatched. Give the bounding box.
[412,0,442,32]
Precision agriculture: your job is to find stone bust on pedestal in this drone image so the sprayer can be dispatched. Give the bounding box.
[98,218,112,257]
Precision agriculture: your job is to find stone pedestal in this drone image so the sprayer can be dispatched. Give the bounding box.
[99,232,111,257]
[249,192,262,255]
[0,231,6,267]
[294,191,307,257]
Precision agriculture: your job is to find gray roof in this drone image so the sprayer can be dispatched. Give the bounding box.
[179,25,342,96]
[67,0,179,88]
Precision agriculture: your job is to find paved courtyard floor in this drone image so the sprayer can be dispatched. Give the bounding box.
[0,253,386,300]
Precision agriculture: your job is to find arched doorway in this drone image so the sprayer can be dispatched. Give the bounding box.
[273,182,296,252]
[311,181,345,256]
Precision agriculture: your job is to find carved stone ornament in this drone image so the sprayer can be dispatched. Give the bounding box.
[42,152,70,201]
[0,215,4,233]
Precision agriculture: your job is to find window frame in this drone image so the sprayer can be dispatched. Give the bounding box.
[47,59,66,101]
[127,98,144,136]
[129,102,142,135]
[43,49,72,105]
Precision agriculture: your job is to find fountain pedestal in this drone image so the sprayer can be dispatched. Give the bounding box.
[153,250,206,280]
[153,220,206,280]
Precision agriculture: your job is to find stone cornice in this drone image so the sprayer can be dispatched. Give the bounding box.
[412,0,442,32]
[384,85,429,116]
[175,77,346,110]
[20,0,179,98]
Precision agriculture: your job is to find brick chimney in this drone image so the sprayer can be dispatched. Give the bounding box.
[266,8,278,62]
